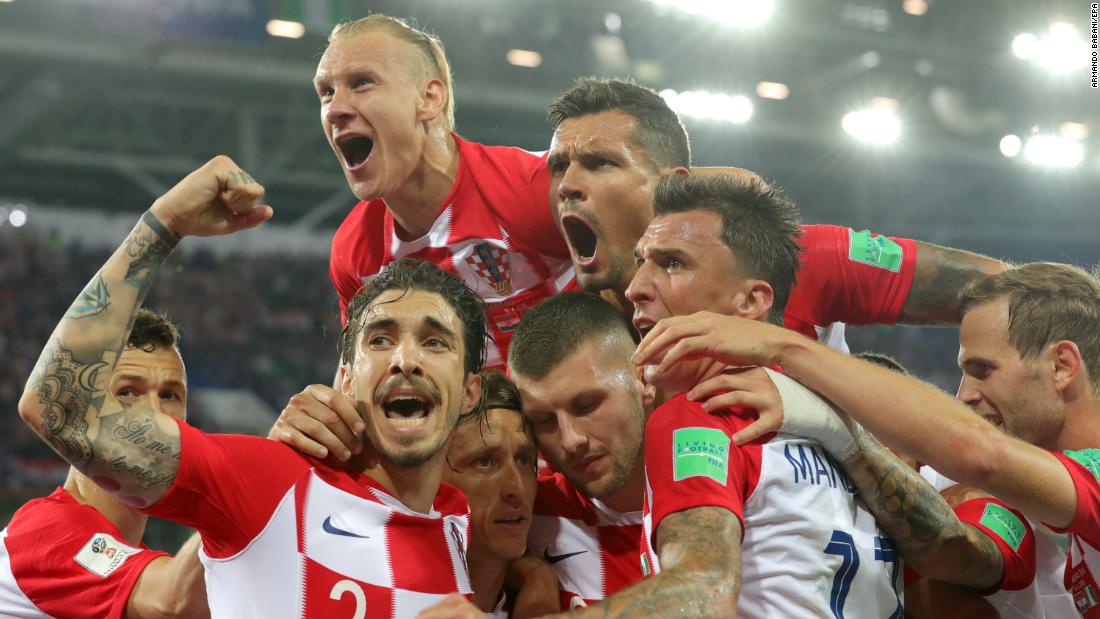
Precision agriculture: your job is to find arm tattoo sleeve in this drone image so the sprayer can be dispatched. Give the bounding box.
[899,241,1005,326]
[553,507,742,619]
[22,212,181,507]
[842,429,1004,589]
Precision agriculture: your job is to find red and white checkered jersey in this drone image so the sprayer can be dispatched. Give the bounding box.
[0,487,169,619]
[144,418,472,618]
[919,466,1074,618]
[641,393,902,618]
[330,135,576,368]
[786,225,918,349]
[527,473,643,607]
[1047,450,1100,617]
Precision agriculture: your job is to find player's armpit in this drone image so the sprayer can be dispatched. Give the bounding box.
[124,533,209,619]
[546,506,742,619]
[898,241,1006,326]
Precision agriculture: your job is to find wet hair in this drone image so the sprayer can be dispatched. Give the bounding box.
[508,292,633,380]
[457,370,531,437]
[853,352,910,376]
[651,174,803,326]
[547,77,691,170]
[958,261,1100,397]
[339,259,488,375]
[329,14,455,129]
[128,308,180,352]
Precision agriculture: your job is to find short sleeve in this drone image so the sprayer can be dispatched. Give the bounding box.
[330,215,366,326]
[643,399,750,539]
[2,501,168,619]
[1049,450,1100,549]
[786,225,918,329]
[953,497,1036,592]
[142,418,310,558]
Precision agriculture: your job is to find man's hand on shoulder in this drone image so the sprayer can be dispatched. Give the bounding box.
[269,384,364,462]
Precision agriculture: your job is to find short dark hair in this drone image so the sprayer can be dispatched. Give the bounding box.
[547,77,691,169]
[853,352,910,376]
[959,262,1100,397]
[128,308,180,352]
[457,369,530,434]
[652,174,803,326]
[340,259,488,374]
[508,292,632,380]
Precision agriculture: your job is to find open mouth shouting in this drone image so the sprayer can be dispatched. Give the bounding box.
[560,211,599,270]
[334,133,375,172]
[380,386,436,430]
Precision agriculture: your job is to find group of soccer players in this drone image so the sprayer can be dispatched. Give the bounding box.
[3,11,1100,619]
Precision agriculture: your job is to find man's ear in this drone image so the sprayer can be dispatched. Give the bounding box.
[462,372,483,415]
[1051,340,1085,397]
[338,363,353,398]
[417,78,448,124]
[734,279,775,322]
[633,362,659,411]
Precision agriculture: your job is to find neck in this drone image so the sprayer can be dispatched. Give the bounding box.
[601,459,645,513]
[468,548,508,612]
[63,469,147,546]
[357,450,446,514]
[1057,397,1100,451]
[600,289,634,336]
[385,129,459,240]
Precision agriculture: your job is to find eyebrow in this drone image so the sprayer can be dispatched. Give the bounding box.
[363,316,457,341]
[637,245,689,262]
[115,376,186,390]
[424,316,458,341]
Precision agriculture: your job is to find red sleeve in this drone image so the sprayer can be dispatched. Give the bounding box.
[1049,451,1100,549]
[330,208,369,326]
[644,397,750,539]
[142,418,311,558]
[785,225,917,330]
[954,497,1036,592]
[3,499,168,619]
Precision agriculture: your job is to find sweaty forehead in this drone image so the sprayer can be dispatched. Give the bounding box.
[364,288,460,326]
[316,31,425,81]
[112,346,186,386]
[638,211,725,251]
[551,111,642,154]
[452,409,530,452]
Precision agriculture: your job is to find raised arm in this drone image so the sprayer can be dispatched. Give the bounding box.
[546,506,742,619]
[17,156,271,508]
[125,533,209,619]
[898,241,1006,325]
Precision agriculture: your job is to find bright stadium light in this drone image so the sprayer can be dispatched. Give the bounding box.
[1012,25,1089,73]
[660,89,753,124]
[902,0,928,16]
[648,0,774,28]
[9,207,26,228]
[266,19,305,39]
[842,108,900,145]
[999,134,1022,158]
[1060,122,1089,141]
[755,81,789,100]
[1023,134,1085,168]
[506,49,542,68]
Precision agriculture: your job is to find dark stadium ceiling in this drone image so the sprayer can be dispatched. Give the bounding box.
[0,0,1098,261]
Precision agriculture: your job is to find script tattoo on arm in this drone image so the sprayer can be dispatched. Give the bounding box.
[898,241,1006,326]
[22,213,182,508]
[555,507,742,618]
[842,428,1004,589]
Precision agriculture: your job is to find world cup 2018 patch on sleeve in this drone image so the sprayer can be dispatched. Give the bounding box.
[979,503,1026,551]
[1066,448,1100,483]
[74,532,142,578]
[847,229,903,272]
[673,427,730,485]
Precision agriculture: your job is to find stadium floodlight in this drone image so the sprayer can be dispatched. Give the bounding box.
[1060,122,1089,141]
[1023,134,1085,168]
[756,81,789,100]
[9,207,26,228]
[506,49,542,68]
[1012,24,1089,73]
[605,13,622,33]
[902,0,928,16]
[841,108,900,145]
[660,89,753,124]
[266,19,305,39]
[999,135,1022,158]
[648,0,774,28]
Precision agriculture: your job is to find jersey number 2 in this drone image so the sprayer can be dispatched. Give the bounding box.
[823,530,903,619]
[330,580,366,619]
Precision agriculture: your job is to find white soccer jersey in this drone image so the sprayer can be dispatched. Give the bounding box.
[642,392,902,618]
[145,419,472,618]
[527,473,644,607]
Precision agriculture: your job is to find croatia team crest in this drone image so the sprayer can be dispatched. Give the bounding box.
[465,243,513,296]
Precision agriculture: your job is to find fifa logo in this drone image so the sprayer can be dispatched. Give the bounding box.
[90,537,117,558]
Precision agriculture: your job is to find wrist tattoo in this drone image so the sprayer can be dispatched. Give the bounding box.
[141,210,180,247]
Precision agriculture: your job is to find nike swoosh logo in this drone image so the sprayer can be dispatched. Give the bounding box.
[323,516,369,539]
[543,548,587,564]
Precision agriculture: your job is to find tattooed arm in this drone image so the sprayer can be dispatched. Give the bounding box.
[17,156,271,508]
[841,426,1004,589]
[898,241,1006,325]
[545,507,742,619]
